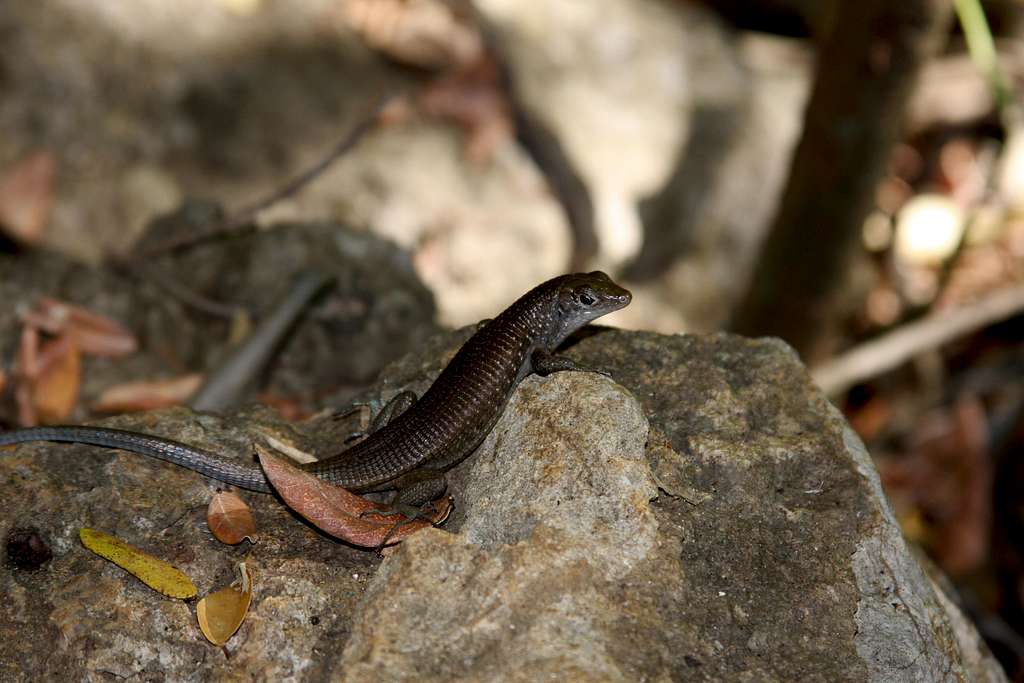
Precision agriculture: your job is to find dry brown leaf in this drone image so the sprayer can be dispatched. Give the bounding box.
[32,334,81,424]
[255,392,313,422]
[79,527,197,599]
[22,298,138,357]
[255,444,451,548]
[880,396,991,578]
[419,54,514,163]
[93,373,204,413]
[846,394,893,442]
[197,563,254,646]
[207,491,257,545]
[342,0,481,69]
[15,325,40,425]
[0,150,55,245]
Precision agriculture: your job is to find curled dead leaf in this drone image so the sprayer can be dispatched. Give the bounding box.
[207,491,257,545]
[79,527,197,599]
[197,563,254,646]
[15,326,40,426]
[22,298,138,357]
[255,444,451,547]
[31,334,81,424]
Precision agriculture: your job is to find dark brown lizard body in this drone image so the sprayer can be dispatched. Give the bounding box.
[0,272,630,507]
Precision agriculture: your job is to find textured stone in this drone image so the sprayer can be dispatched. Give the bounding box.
[0,330,1007,681]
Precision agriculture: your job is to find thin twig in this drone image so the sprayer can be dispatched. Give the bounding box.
[228,94,392,227]
[138,95,393,257]
[812,283,1024,396]
[120,260,243,319]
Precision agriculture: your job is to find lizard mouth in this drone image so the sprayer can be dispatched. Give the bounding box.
[600,286,632,313]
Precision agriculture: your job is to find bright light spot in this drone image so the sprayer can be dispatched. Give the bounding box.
[866,287,901,326]
[862,210,893,252]
[894,194,964,265]
[998,127,1024,210]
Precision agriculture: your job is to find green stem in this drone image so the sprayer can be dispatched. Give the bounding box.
[953,0,1013,119]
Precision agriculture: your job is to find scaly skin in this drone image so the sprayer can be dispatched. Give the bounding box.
[0,272,631,502]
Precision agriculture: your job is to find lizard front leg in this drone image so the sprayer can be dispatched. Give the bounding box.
[337,390,418,445]
[531,349,609,377]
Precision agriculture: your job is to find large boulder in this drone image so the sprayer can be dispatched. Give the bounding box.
[0,330,1006,681]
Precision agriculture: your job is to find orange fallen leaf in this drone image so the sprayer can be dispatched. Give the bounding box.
[197,563,254,646]
[0,150,55,245]
[32,334,81,424]
[93,373,204,413]
[22,298,137,357]
[255,444,451,547]
[207,491,257,545]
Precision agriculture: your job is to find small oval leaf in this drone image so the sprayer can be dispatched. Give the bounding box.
[79,527,197,599]
[207,491,257,545]
[197,563,254,646]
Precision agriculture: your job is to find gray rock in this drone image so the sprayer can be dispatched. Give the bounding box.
[343,329,1007,681]
[0,330,1006,681]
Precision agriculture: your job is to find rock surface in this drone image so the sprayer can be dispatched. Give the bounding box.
[0,330,1007,681]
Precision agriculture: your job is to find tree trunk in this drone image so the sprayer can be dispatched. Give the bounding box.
[729,0,952,362]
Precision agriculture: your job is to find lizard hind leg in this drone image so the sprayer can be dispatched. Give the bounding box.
[335,390,418,445]
[361,469,450,553]
[530,348,610,377]
[361,469,449,521]
[368,390,418,432]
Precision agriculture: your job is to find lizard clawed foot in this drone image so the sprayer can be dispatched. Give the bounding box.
[359,501,431,521]
[364,501,442,556]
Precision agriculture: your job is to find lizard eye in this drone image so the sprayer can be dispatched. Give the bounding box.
[578,292,596,306]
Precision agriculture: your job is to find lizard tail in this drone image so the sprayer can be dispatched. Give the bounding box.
[0,426,273,493]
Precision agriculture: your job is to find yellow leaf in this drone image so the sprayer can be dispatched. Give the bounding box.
[79,528,197,599]
[197,563,254,646]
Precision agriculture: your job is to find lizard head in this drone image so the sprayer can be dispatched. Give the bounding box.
[547,271,632,346]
